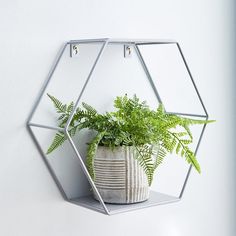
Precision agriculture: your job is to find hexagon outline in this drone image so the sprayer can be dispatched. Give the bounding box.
[27,38,209,215]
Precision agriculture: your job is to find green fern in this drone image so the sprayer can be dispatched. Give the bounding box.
[67,101,74,113]
[169,131,201,173]
[86,131,106,179]
[46,132,67,154]
[47,94,67,113]
[154,145,167,171]
[134,145,155,186]
[82,102,97,116]
[47,94,214,185]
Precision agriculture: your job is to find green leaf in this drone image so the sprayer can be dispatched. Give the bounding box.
[82,102,97,116]
[67,101,74,113]
[181,139,192,145]
[176,143,181,154]
[153,145,167,170]
[184,149,201,173]
[61,104,67,113]
[46,94,213,185]
[69,126,77,137]
[58,114,66,120]
[175,132,188,137]
[86,131,106,180]
[46,133,67,154]
[135,145,154,186]
[47,94,67,113]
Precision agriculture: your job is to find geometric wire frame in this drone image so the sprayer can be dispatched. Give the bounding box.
[27,38,209,215]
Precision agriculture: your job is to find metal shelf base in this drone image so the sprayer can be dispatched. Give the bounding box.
[69,191,180,215]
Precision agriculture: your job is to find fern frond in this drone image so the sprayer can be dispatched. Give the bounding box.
[68,126,77,137]
[67,101,74,113]
[161,133,174,152]
[162,119,180,129]
[61,104,67,112]
[156,103,165,116]
[184,148,201,173]
[182,123,193,140]
[180,139,192,145]
[47,94,67,113]
[82,102,97,116]
[135,145,154,186]
[58,116,69,128]
[183,118,215,126]
[170,138,177,153]
[174,132,188,137]
[176,143,181,154]
[86,131,106,180]
[46,133,67,154]
[170,131,201,173]
[46,94,212,184]
[153,145,167,171]
[58,114,66,120]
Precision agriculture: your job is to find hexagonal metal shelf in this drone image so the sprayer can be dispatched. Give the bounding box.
[27,38,209,215]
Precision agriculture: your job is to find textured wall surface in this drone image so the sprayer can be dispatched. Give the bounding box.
[0,0,235,235]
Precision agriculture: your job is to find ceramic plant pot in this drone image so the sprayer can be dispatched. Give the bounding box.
[93,146,149,204]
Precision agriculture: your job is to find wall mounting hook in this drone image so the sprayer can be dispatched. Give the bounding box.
[124,45,132,58]
[70,44,80,57]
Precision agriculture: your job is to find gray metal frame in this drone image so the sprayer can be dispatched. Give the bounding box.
[27,38,209,215]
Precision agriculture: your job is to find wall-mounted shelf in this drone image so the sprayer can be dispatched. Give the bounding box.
[27,38,208,215]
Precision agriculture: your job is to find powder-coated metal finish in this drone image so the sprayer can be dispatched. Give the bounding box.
[27,38,209,215]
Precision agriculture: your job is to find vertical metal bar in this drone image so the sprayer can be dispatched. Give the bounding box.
[27,125,68,200]
[178,122,208,199]
[27,43,68,124]
[176,43,209,118]
[65,39,110,214]
[133,44,163,104]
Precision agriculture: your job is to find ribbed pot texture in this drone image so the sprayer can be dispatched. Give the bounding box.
[93,146,149,204]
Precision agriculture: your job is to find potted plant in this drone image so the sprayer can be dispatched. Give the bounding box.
[46,94,213,204]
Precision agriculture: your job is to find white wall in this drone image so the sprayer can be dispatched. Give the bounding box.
[0,0,235,235]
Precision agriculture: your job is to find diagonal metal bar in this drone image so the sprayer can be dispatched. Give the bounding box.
[178,121,208,199]
[27,43,68,125]
[27,125,68,200]
[66,134,110,215]
[134,41,209,199]
[134,44,163,104]
[176,43,209,118]
[174,42,209,198]
[64,39,110,215]
[65,40,109,130]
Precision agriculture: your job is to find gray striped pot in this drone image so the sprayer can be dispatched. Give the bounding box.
[93,146,149,204]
